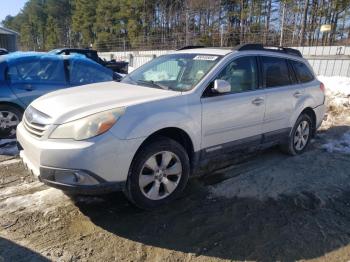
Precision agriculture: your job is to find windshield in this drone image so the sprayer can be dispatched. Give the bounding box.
[122,53,221,91]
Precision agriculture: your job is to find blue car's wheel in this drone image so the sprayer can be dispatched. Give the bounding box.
[0,105,22,139]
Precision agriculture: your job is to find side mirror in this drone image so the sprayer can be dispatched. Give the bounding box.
[213,79,231,94]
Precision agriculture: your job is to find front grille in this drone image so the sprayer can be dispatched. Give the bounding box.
[23,116,48,138]
[23,106,51,138]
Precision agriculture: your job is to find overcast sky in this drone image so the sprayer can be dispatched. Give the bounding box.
[0,0,28,24]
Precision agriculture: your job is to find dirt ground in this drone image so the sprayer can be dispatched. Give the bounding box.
[1,110,350,262]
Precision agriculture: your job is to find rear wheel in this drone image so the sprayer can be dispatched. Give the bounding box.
[125,137,190,209]
[281,114,312,155]
[0,105,22,139]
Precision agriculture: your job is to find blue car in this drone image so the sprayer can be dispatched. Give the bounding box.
[0,52,117,138]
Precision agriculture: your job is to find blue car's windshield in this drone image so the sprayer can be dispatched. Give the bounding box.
[122,53,221,92]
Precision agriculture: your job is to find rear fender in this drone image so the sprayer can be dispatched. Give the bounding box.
[288,94,316,131]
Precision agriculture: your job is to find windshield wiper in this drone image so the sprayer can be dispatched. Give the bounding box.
[136,79,169,90]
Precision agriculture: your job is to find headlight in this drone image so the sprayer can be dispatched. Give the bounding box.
[50,107,125,140]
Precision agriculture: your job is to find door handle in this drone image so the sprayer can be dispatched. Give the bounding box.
[24,84,33,91]
[293,91,302,98]
[252,97,264,105]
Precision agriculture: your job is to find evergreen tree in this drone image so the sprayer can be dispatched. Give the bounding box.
[2,0,350,51]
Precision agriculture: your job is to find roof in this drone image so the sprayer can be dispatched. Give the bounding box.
[173,45,304,59]
[173,48,233,56]
[49,48,97,55]
[0,51,89,64]
[0,27,19,35]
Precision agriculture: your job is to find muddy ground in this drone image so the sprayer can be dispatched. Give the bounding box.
[1,112,350,262]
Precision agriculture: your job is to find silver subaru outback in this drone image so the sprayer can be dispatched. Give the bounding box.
[18,44,326,209]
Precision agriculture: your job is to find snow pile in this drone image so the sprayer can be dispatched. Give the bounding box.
[322,131,350,154]
[0,139,18,156]
[318,76,350,116]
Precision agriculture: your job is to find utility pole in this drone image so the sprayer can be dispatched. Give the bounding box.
[220,25,224,47]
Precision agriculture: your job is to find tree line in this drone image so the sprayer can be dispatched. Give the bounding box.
[2,0,350,51]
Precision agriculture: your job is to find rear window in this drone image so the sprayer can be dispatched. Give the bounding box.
[261,56,291,88]
[291,60,314,83]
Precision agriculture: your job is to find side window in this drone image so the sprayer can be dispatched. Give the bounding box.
[69,61,112,85]
[216,56,258,93]
[261,56,291,88]
[7,58,65,84]
[291,60,314,83]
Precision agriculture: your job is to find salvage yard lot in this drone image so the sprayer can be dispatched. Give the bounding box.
[1,76,350,261]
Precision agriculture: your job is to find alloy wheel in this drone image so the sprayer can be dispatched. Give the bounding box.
[139,151,182,200]
[293,120,310,151]
[0,111,20,137]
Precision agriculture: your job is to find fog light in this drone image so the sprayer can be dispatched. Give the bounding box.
[40,168,100,186]
[72,171,99,185]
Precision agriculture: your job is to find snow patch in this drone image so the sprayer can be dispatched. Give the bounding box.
[322,131,350,154]
[0,181,43,198]
[208,152,349,201]
[0,158,21,166]
[128,66,135,73]
[0,188,70,215]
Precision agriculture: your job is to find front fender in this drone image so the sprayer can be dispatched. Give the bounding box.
[0,83,26,109]
[110,96,202,151]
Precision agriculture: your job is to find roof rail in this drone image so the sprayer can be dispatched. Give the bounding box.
[176,45,206,51]
[235,44,302,57]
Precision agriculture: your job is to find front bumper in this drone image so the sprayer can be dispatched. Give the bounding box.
[19,156,125,194]
[39,167,125,195]
[17,122,144,194]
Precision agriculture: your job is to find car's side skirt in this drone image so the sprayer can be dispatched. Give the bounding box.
[191,127,291,176]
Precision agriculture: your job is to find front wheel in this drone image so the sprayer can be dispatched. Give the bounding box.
[281,114,313,155]
[125,137,190,210]
[0,105,22,139]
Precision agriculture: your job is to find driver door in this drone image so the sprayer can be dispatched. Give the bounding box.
[200,56,266,152]
[7,57,68,106]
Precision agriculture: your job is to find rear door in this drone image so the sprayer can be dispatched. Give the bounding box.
[7,56,68,106]
[289,60,321,104]
[201,56,266,152]
[260,56,304,138]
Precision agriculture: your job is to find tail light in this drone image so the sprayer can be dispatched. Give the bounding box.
[320,82,325,93]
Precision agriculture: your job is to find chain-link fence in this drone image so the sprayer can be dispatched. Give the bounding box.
[99,45,350,77]
[94,29,350,52]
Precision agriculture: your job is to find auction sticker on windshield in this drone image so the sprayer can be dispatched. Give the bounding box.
[193,55,218,61]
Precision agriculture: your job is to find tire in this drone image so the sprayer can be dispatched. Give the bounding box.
[125,137,190,210]
[281,114,313,156]
[0,105,23,139]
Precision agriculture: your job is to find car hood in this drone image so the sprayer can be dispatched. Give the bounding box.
[30,81,181,124]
